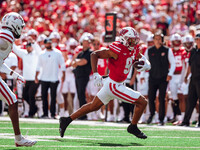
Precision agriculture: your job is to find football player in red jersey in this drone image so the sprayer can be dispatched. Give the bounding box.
[168,33,186,124]
[176,34,194,125]
[59,27,151,139]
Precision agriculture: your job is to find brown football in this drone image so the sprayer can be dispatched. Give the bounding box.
[133,60,144,69]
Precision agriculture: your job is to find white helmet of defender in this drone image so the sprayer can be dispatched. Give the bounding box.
[170,33,182,50]
[0,12,25,39]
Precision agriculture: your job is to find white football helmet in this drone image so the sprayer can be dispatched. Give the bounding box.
[119,27,140,51]
[182,34,194,51]
[170,33,182,50]
[0,12,25,39]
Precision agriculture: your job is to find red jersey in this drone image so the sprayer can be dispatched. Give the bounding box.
[97,59,107,76]
[183,50,191,70]
[108,41,139,82]
[172,47,185,73]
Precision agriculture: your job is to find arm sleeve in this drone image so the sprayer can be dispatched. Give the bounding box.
[11,53,18,67]
[0,63,12,74]
[168,48,176,76]
[12,44,27,58]
[59,53,66,71]
[109,42,121,54]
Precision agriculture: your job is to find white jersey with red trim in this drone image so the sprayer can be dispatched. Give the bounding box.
[0,29,17,106]
[0,29,14,66]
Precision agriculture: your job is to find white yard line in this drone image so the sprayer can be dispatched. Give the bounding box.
[0,145,200,149]
[0,116,200,131]
[0,133,199,139]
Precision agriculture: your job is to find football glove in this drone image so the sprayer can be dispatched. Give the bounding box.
[136,55,151,72]
[93,72,103,87]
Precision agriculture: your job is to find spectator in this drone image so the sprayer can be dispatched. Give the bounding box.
[145,31,176,125]
[156,13,169,36]
[35,38,65,119]
[71,34,92,120]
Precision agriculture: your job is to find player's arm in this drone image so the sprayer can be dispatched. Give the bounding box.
[91,48,117,87]
[91,48,118,73]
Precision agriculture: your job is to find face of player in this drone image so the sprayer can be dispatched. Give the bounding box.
[51,38,59,47]
[93,40,100,51]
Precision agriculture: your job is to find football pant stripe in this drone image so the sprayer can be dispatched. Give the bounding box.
[113,84,137,102]
[109,83,134,103]
[0,83,11,105]
[0,82,14,105]
[114,84,137,102]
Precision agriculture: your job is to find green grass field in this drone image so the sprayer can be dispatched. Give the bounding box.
[0,117,200,150]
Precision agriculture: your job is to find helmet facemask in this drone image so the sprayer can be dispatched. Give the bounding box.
[125,36,140,51]
[172,40,181,50]
[183,42,193,52]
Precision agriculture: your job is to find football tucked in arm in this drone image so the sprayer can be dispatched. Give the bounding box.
[133,60,145,70]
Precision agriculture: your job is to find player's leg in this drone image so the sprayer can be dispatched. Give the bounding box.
[59,96,104,137]
[131,95,147,124]
[0,79,36,146]
[109,82,147,139]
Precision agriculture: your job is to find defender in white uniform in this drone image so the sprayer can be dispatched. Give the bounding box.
[0,12,36,147]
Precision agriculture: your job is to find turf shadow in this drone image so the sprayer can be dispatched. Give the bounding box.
[97,142,143,147]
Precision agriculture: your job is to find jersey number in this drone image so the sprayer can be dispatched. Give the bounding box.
[124,57,132,74]
[175,56,182,67]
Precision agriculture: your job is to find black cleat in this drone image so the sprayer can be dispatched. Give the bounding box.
[59,117,72,138]
[178,122,189,127]
[147,116,153,124]
[127,124,147,139]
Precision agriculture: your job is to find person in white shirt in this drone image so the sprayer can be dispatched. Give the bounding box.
[13,38,41,117]
[35,38,65,119]
[0,12,36,147]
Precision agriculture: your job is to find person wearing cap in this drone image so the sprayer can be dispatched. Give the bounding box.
[13,34,43,118]
[145,31,176,126]
[71,34,93,120]
[35,38,65,119]
[179,33,200,127]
